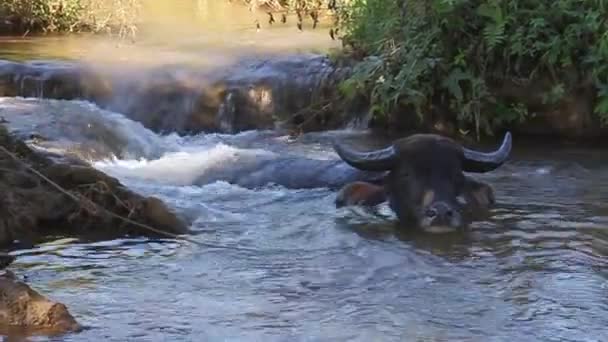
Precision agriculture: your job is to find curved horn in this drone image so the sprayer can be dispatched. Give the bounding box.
[333,140,397,171]
[462,131,512,172]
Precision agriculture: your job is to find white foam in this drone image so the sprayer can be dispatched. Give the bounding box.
[78,100,176,155]
[0,97,178,160]
[94,143,276,186]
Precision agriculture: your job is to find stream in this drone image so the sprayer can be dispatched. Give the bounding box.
[2,1,608,341]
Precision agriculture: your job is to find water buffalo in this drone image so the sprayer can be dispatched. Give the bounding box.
[333,132,511,232]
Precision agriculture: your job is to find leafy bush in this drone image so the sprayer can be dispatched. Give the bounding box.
[0,0,141,37]
[332,0,608,138]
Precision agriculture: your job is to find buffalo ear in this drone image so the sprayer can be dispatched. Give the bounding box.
[335,181,387,208]
[460,176,495,213]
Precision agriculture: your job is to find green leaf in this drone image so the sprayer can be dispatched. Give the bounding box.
[442,68,472,101]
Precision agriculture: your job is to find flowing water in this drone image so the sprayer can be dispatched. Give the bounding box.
[5,99,608,341]
[3,2,608,342]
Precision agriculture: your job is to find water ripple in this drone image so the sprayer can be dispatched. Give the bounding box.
[6,136,608,341]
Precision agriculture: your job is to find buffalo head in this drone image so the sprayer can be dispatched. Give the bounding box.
[333,132,511,232]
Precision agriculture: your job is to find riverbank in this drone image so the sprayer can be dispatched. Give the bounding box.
[3,1,607,143]
[329,0,608,142]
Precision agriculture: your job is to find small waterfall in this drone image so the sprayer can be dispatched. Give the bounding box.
[217,91,236,133]
[0,97,176,161]
[0,59,112,103]
[0,55,360,136]
[19,74,45,98]
[98,54,345,135]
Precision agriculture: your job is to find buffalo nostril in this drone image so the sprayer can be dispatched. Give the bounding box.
[446,209,454,218]
[425,208,438,218]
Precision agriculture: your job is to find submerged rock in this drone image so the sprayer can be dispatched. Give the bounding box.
[0,123,189,248]
[0,271,81,335]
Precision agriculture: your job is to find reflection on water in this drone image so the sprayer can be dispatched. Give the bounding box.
[0,0,339,67]
[7,132,608,341]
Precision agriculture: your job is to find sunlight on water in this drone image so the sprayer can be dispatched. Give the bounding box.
[0,1,340,67]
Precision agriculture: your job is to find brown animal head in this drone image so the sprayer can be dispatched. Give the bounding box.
[333,132,511,231]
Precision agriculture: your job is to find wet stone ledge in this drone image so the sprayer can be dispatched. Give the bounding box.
[0,59,112,103]
[0,56,351,135]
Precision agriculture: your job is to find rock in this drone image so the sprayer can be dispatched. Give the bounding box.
[141,197,189,234]
[0,59,112,103]
[0,273,81,335]
[114,55,345,135]
[0,56,348,135]
[216,55,346,133]
[0,123,189,248]
[7,56,605,141]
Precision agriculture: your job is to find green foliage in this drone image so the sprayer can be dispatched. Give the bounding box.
[0,0,141,37]
[1,0,83,32]
[332,0,608,138]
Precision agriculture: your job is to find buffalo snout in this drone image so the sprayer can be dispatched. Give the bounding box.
[419,200,463,233]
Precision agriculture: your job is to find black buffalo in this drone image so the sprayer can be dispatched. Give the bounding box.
[333,132,512,232]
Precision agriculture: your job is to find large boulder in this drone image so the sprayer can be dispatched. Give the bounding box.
[0,123,189,248]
